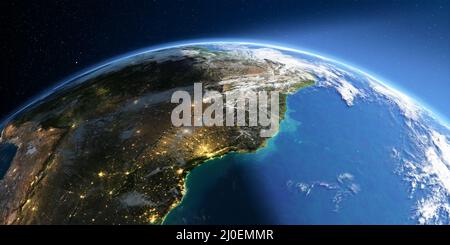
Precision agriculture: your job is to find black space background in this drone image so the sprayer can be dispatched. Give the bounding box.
[0,0,403,120]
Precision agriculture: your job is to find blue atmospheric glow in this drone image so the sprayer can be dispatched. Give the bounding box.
[1,39,449,129]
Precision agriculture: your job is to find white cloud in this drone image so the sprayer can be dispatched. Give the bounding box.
[232,46,364,106]
[369,79,422,120]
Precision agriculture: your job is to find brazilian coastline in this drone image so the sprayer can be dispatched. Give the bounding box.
[161,92,302,224]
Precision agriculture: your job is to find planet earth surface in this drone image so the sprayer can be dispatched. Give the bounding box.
[0,42,449,224]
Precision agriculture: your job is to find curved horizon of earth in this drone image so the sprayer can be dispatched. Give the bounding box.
[0,41,450,224]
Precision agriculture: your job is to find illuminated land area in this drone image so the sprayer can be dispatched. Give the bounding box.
[0,45,314,224]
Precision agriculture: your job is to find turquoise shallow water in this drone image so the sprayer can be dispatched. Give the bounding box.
[166,86,418,224]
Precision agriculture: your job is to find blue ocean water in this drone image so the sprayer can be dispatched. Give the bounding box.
[164,86,417,224]
[0,143,17,180]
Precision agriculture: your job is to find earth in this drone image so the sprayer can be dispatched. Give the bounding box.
[0,42,449,225]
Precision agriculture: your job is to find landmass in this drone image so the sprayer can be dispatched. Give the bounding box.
[0,46,315,224]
